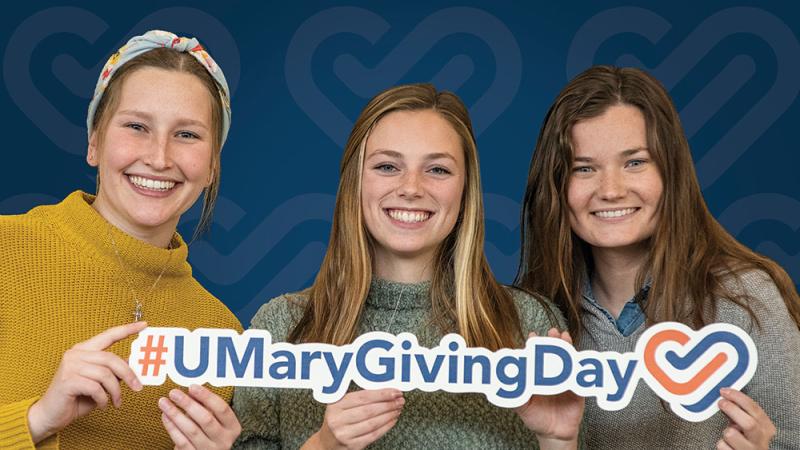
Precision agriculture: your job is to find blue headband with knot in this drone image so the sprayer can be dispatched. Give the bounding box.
[86,30,231,146]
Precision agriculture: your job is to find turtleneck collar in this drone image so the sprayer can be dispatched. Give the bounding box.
[43,190,191,278]
[366,278,431,310]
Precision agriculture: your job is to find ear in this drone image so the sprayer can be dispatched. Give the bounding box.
[87,132,99,167]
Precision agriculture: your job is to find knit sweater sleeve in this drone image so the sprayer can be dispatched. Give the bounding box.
[232,294,303,450]
[0,397,38,450]
[0,215,57,450]
[715,270,800,449]
[0,397,59,449]
[508,286,567,336]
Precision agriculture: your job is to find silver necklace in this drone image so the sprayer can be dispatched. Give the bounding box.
[384,284,407,334]
[108,227,173,321]
[367,282,408,334]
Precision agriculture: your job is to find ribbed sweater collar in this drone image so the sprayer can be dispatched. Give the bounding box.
[365,278,431,310]
[43,190,191,278]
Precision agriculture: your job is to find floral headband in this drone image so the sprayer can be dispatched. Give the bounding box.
[86,30,232,145]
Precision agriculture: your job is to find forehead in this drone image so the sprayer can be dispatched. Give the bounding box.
[365,109,464,160]
[570,104,647,157]
[115,67,213,122]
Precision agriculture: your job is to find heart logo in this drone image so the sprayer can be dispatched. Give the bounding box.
[285,6,522,147]
[4,6,240,156]
[718,193,800,289]
[637,322,757,422]
[566,6,800,190]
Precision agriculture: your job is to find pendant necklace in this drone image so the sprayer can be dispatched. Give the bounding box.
[108,227,173,322]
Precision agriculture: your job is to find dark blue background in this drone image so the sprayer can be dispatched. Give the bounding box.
[2,1,798,326]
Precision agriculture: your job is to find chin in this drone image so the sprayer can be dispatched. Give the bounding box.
[382,241,434,258]
[128,211,178,230]
[591,237,649,251]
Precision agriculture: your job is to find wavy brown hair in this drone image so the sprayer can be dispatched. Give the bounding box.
[289,83,550,350]
[515,65,800,341]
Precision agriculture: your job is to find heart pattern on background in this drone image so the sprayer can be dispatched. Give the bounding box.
[3,6,240,156]
[285,6,522,147]
[566,6,800,190]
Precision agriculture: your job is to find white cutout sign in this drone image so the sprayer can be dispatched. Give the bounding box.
[129,322,757,422]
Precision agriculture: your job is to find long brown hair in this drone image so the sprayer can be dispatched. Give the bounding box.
[91,47,225,239]
[289,83,540,350]
[515,65,800,340]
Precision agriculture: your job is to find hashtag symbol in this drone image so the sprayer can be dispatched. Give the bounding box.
[138,335,168,377]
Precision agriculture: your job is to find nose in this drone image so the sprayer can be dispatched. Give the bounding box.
[598,169,626,200]
[143,134,173,170]
[397,170,423,199]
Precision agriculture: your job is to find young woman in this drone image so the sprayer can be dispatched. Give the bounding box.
[516,65,800,449]
[232,84,582,450]
[0,31,242,449]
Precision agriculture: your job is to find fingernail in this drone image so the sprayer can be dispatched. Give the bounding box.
[131,378,143,391]
[158,397,169,410]
[189,384,202,395]
[169,389,183,401]
[396,397,406,407]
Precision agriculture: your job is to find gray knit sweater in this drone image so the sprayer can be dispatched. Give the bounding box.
[232,279,564,449]
[579,270,800,449]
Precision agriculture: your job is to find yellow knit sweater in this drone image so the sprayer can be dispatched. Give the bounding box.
[0,191,242,449]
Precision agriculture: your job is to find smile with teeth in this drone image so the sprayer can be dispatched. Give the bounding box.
[128,175,177,192]
[593,207,638,219]
[386,209,431,224]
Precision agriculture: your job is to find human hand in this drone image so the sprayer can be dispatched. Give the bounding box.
[159,384,242,450]
[515,328,583,450]
[716,388,775,450]
[27,321,147,443]
[304,388,404,450]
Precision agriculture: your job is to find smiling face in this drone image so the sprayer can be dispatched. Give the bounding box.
[567,103,663,256]
[361,109,466,274]
[87,67,214,247]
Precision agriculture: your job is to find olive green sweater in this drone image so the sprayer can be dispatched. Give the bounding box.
[233,279,565,449]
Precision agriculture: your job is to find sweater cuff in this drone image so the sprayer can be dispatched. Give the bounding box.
[0,397,59,450]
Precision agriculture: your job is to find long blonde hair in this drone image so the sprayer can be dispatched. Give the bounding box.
[289,83,543,350]
[515,66,800,340]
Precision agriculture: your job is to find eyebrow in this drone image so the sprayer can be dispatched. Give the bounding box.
[116,109,209,130]
[367,149,457,162]
[573,147,649,162]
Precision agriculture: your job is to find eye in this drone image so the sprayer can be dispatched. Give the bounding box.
[374,163,398,173]
[428,166,452,176]
[572,165,594,174]
[625,159,648,169]
[176,130,200,140]
[125,122,146,132]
